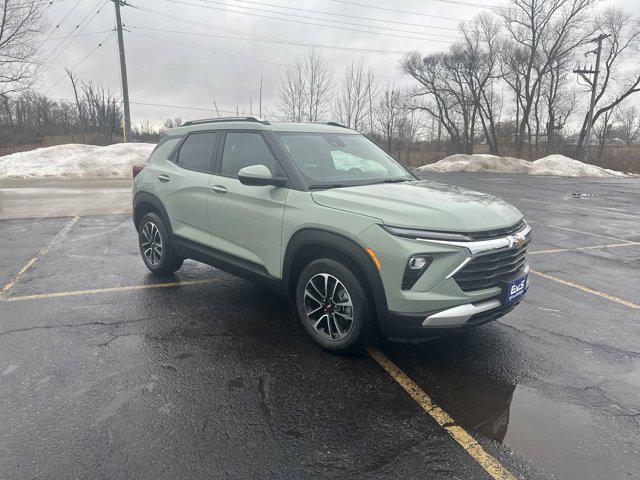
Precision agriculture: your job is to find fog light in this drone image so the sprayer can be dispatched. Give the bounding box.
[408,256,429,270]
[402,255,433,290]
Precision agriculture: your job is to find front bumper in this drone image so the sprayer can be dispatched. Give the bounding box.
[358,223,531,341]
[379,293,525,342]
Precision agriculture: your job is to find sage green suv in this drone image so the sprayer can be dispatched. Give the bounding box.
[132,117,531,352]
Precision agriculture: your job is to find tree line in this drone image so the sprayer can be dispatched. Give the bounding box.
[1,0,639,169]
[276,0,640,166]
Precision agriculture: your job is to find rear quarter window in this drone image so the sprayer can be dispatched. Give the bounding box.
[148,138,180,164]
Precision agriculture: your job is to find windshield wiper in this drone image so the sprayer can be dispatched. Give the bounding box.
[308,183,346,190]
[369,177,411,185]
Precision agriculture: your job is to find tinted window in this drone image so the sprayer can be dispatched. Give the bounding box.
[177,132,217,172]
[221,132,277,177]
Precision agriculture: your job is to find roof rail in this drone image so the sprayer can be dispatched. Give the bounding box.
[304,121,349,128]
[181,116,271,127]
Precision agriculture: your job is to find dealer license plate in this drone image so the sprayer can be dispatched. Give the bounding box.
[506,274,528,304]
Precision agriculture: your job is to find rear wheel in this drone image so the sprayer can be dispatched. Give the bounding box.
[138,212,183,274]
[296,258,373,353]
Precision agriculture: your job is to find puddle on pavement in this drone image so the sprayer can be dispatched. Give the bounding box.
[429,378,639,480]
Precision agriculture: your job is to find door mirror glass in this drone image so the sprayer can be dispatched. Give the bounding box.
[238,164,286,187]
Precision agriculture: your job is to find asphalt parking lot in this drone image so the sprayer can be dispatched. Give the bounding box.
[1,172,639,480]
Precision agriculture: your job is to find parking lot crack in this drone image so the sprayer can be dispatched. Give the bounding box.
[0,318,147,337]
[498,321,640,360]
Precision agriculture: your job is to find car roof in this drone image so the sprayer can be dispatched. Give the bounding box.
[165,119,358,136]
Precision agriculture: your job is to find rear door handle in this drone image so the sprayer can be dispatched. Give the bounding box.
[158,174,170,182]
[211,185,228,194]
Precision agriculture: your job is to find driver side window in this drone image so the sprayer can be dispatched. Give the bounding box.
[221,132,277,178]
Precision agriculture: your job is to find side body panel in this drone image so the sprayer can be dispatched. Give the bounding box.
[155,159,213,246]
[208,176,289,278]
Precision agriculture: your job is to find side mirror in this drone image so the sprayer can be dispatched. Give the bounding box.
[238,164,287,187]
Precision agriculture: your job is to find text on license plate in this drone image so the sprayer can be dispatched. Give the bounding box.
[507,274,528,304]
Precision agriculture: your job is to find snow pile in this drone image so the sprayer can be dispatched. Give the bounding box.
[417,153,630,177]
[528,154,627,177]
[0,143,155,180]
[420,154,531,174]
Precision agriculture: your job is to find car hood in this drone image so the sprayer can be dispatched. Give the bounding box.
[311,180,522,231]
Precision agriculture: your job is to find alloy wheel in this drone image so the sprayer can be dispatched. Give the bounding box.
[304,273,354,341]
[141,221,163,266]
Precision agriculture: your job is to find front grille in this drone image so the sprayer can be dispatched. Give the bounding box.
[453,238,530,292]
[467,220,526,241]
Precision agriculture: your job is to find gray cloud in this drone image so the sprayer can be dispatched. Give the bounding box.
[38,0,640,126]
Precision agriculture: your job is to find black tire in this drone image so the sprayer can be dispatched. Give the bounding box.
[296,258,374,353]
[138,212,183,275]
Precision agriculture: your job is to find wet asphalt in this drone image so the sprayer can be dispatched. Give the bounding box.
[1,173,639,479]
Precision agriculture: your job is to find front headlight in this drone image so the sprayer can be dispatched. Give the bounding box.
[381,225,472,242]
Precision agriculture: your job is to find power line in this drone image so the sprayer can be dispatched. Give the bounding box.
[129,29,411,80]
[320,0,468,22]
[431,0,500,8]
[34,0,83,52]
[130,101,238,114]
[138,6,307,45]
[46,29,115,41]
[43,31,115,94]
[39,0,109,75]
[159,0,458,43]
[222,0,461,32]
[126,25,412,55]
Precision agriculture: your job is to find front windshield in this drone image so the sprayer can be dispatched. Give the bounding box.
[277,132,413,188]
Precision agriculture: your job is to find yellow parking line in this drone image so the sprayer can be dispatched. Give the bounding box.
[0,278,220,303]
[1,216,80,293]
[529,242,640,255]
[366,347,517,480]
[529,269,640,309]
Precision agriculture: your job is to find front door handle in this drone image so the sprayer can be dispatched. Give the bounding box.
[158,174,170,182]
[211,185,228,194]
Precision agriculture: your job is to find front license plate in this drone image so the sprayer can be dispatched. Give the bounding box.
[506,274,528,304]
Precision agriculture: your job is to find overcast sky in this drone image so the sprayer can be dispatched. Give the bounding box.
[36,0,640,127]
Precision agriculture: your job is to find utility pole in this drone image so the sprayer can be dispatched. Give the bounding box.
[574,34,609,163]
[258,74,263,117]
[112,0,131,142]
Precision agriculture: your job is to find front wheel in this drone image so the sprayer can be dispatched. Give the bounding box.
[296,258,374,353]
[138,212,183,275]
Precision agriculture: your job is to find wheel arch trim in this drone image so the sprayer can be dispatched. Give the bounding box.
[133,192,173,235]
[282,228,388,314]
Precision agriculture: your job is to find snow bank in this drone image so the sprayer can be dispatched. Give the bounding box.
[0,143,155,180]
[417,153,630,177]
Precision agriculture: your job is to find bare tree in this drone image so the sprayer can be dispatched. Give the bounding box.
[66,69,85,134]
[575,8,640,153]
[0,0,46,95]
[460,12,502,154]
[542,58,576,152]
[278,49,332,122]
[499,0,598,156]
[373,85,403,154]
[614,106,640,145]
[335,59,376,132]
[305,49,332,121]
[402,50,477,154]
[163,117,183,129]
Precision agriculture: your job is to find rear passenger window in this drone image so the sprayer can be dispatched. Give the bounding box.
[221,132,277,177]
[177,132,217,172]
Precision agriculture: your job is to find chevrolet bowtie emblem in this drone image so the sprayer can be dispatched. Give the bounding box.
[513,233,526,248]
